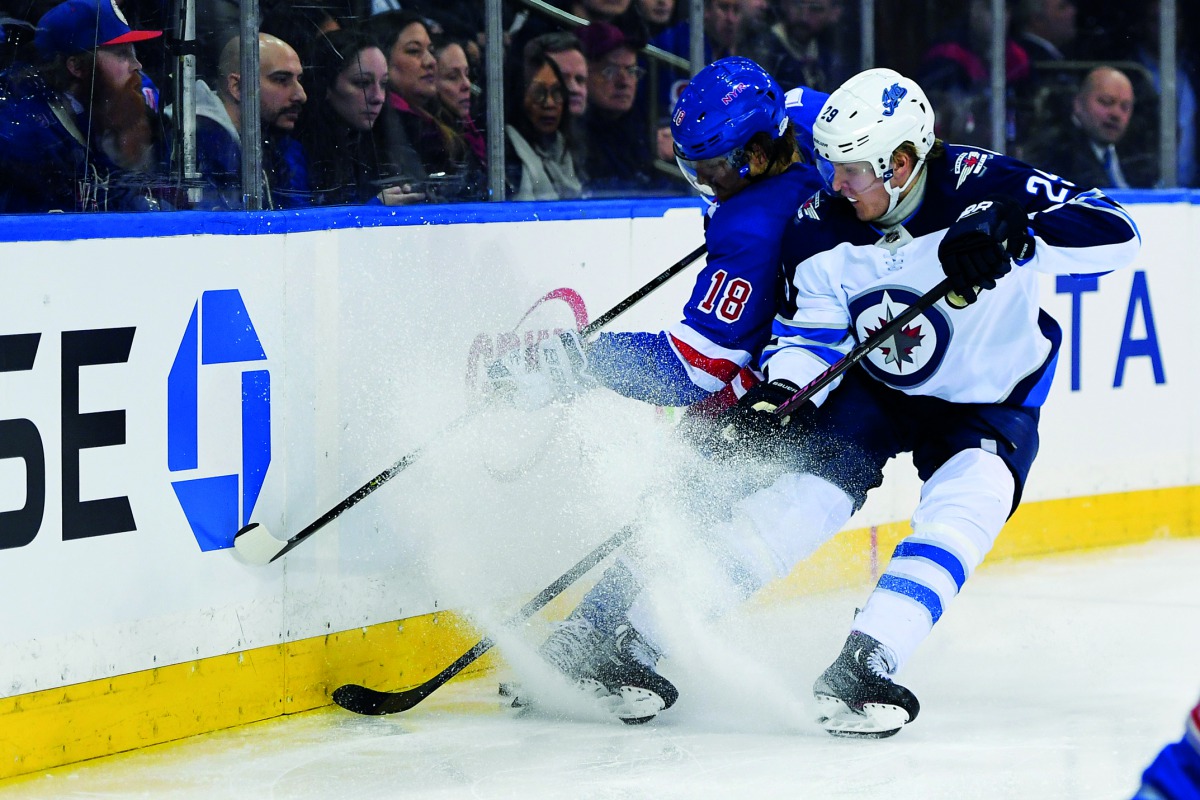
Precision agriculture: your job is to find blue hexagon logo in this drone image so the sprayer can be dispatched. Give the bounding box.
[167,290,270,551]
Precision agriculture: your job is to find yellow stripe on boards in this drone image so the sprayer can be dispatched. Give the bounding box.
[0,612,494,782]
[2,485,1197,782]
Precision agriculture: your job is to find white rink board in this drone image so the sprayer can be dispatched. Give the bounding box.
[0,194,1183,698]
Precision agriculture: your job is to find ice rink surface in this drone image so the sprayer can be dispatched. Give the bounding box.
[3,537,1198,800]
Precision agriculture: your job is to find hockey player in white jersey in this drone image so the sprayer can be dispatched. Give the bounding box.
[710,67,1142,737]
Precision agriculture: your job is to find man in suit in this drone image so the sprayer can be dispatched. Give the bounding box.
[1024,65,1157,189]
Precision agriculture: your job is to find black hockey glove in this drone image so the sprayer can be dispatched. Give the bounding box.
[938,194,1034,307]
[718,380,802,450]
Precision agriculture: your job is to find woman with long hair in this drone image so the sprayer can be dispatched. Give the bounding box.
[504,51,583,200]
[432,37,486,171]
[300,28,423,205]
[367,11,485,202]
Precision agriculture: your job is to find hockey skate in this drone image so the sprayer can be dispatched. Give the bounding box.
[592,623,679,725]
[502,616,609,707]
[502,619,678,725]
[812,631,920,739]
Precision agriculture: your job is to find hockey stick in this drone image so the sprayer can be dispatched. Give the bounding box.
[773,277,956,418]
[331,522,637,715]
[232,243,707,565]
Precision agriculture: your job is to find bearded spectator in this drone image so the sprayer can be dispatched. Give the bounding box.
[0,0,169,212]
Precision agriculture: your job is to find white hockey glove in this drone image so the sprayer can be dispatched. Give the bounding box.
[485,330,595,410]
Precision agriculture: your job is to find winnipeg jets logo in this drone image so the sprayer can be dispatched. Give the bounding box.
[864,305,925,370]
[849,287,952,389]
[881,83,907,116]
[953,151,991,189]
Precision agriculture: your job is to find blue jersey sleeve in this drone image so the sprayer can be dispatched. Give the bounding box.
[587,331,711,406]
[587,164,825,406]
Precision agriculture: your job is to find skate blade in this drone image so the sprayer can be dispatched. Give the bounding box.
[500,681,663,724]
[499,679,613,711]
[814,695,911,739]
[609,686,666,725]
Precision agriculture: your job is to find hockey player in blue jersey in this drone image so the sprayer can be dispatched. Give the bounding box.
[493,56,827,415]
[495,57,827,724]
[707,66,1142,737]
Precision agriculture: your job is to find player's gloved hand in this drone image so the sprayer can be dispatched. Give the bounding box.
[938,194,1034,307]
[718,380,802,449]
[486,330,595,410]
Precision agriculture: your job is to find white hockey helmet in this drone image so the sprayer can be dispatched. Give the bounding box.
[812,68,936,208]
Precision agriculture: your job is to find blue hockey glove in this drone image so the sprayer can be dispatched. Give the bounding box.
[938,194,1034,307]
[486,330,595,410]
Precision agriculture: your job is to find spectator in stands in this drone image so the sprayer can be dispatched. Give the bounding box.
[1010,0,1078,157]
[1024,65,1157,188]
[189,32,310,209]
[577,21,669,197]
[635,0,677,37]
[652,0,744,109]
[368,10,485,202]
[743,0,850,92]
[738,0,773,44]
[572,0,636,25]
[524,32,589,119]
[1015,0,1077,63]
[300,28,424,207]
[0,0,168,212]
[433,37,486,172]
[524,32,591,174]
[505,51,583,201]
[915,0,1030,147]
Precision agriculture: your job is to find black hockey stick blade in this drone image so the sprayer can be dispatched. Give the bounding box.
[773,277,955,418]
[332,523,637,716]
[232,245,703,564]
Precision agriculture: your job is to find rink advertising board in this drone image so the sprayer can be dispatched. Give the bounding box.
[0,192,1190,777]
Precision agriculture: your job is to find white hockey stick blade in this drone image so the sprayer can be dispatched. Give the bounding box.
[814,695,912,739]
[232,523,289,566]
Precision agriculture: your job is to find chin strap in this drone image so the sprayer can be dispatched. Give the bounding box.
[878,160,929,227]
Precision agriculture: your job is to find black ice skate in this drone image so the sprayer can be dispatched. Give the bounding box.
[813,631,920,739]
[501,616,611,711]
[592,623,679,725]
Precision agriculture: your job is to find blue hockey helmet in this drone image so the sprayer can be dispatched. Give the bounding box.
[671,57,788,197]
